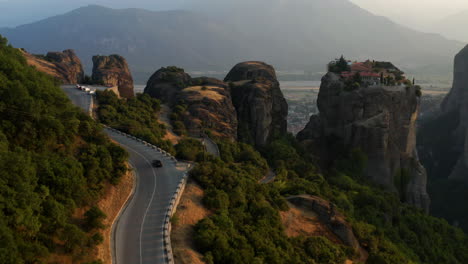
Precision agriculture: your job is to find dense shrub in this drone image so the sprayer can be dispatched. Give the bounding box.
[192,140,351,264]
[303,236,347,264]
[84,206,106,230]
[174,138,204,161]
[171,104,189,136]
[96,90,175,154]
[0,36,126,262]
[263,137,468,264]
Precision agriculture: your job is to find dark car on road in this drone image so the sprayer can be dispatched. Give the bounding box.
[152,159,163,168]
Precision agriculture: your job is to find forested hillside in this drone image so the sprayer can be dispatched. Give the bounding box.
[0,35,127,263]
[186,136,468,264]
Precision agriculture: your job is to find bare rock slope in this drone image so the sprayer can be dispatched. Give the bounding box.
[298,72,430,211]
[22,49,84,84]
[144,67,238,140]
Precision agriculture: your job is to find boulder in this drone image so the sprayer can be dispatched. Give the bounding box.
[144,66,192,104]
[92,55,134,98]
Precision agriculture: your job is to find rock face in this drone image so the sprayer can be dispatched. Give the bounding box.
[440,45,468,181]
[179,77,238,139]
[144,67,238,140]
[225,62,288,146]
[22,49,84,84]
[144,67,192,104]
[297,72,430,211]
[92,55,134,98]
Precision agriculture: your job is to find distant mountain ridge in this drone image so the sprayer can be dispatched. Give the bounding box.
[430,10,468,42]
[0,3,463,83]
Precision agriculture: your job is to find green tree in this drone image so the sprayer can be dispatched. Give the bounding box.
[0,34,128,262]
[329,55,351,73]
[84,206,107,230]
[175,138,204,161]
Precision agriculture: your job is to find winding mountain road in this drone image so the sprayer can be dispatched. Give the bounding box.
[62,85,188,264]
[202,136,220,157]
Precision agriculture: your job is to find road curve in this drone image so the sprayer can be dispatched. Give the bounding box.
[107,130,187,264]
[202,136,220,157]
[61,85,188,264]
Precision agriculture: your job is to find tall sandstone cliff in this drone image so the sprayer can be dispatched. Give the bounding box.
[144,67,238,140]
[22,49,84,84]
[297,73,430,211]
[224,62,288,146]
[92,55,134,98]
[440,45,468,181]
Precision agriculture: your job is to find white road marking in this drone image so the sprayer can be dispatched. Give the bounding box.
[107,132,165,263]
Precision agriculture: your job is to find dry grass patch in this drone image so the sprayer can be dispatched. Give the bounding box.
[182,86,224,101]
[280,202,342,244]
[47,166,134,264]
[171,179,211,264]
[22,50,62,79]
[95,167,135,263]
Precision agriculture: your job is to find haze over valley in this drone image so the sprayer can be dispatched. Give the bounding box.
[0,0,464,83]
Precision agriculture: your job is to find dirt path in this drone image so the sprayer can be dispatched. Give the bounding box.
[171,180,210,264]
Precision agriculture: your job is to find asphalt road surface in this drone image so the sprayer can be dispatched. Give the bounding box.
[107,130,187,264]
[203,136,220,157]
[62,85,93,113]
[62,85,188,264]
[260,169,277,184]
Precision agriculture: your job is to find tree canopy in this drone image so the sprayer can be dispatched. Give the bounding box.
[0,35,127,263]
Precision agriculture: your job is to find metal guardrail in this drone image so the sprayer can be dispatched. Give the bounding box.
[163,172,189,264]
[103,125,182,263]
[88,91,189,263]
[103,126,178,161]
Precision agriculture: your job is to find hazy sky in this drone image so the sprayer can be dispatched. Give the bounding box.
[350,0,468,30]
[0,0,188,27]
[1,0,468,29]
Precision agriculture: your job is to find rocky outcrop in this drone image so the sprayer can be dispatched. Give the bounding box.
[298,72,430,211]
[22,49,84,84]
[144,67,192,104]
[287,195,361,253]
[92,55,134,98]
[224,61,288,146]
[178,77,238,139]
[144,67,237,140]
[144,62,288,143]
[440,45,468,181]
